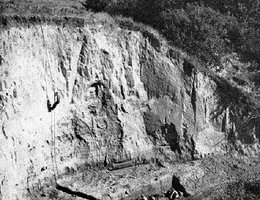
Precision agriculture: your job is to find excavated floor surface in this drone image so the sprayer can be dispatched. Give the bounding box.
[46,154,260,200]
[126,154,260,200]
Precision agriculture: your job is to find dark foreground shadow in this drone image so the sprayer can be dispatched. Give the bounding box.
[172,175,190,197]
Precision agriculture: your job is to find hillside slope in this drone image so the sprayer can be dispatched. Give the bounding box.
[0,3,260,200]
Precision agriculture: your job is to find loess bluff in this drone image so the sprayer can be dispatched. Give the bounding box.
[0,15,260,200]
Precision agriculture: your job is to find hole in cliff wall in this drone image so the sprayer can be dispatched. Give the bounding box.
[191,84,197,121]
[102,49,109,55]
[120,85,125,99]
[183,60,194,77]
[0,94,5,105]
[161,123,181,154]
[58,59,69,91]
[0,55,3,65]
[221,113,227,132]
[0,18,8,27]
[143,30,161,52]
[143,111,162,142]
[59,59,67,78]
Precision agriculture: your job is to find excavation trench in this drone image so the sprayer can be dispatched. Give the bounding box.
[56,184,99,200]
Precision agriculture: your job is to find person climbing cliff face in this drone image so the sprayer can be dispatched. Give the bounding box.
[47,92,60,112]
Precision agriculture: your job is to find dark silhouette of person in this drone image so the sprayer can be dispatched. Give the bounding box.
[47,92,60,112]
[172,176,190,197]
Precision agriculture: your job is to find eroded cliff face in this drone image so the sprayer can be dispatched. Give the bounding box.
[0,16,259,200]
